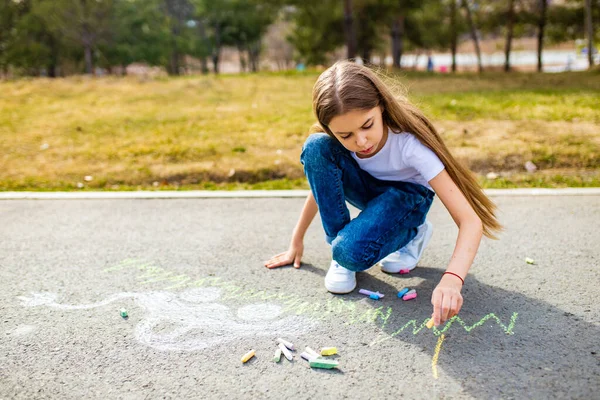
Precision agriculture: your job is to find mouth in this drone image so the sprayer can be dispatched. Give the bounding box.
[359,145,374,155]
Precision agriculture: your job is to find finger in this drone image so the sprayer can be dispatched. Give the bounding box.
[441,295,452,323]
[449,296,459,319]
[431,291,442,326]
[264,253,292,266]
[265,262,283,269]
[266,261,292,269]
[264,253,285,266]
[265,258,292,269]
[456,295,464,315]
[293,255,301,268]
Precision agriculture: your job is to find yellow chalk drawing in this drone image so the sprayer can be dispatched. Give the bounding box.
[432,334,445,379]
[105,258,519,378]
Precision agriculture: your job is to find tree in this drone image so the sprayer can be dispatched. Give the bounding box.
[104,0,172,72]
[537,0,548,72]
[33,0,114,74]
[343,0,357,59]
[1,0,67,77]
[286,0,345,65]
[504,0,516,72]
[390,14,405,68]
[354,0,389,63]
[585,0,594,68]
[189,0,237,74]
[381,0,422,69]
[0,0,18,75]
[461,0,483,72]
[227,0,279,72]
[450,0,458,72]
[163,0,195,75]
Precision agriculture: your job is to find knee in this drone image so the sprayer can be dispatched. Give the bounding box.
[332,235,377,272]
[301,133,336,165]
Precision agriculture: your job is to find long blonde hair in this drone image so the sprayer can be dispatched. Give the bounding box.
[311,60,502,239]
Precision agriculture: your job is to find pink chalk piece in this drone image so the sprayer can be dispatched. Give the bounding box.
[402,292,417,301]
[399,269,411,275]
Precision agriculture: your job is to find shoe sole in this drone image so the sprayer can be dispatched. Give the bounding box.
[325,282,357,294]
[381,222,433,273]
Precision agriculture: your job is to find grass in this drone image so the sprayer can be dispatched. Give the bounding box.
[1,69,599,191]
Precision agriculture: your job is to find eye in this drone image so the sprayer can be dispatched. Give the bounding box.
[340,133,352,140]
[363,123,373,130]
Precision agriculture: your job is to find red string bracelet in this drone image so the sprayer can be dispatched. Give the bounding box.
[443,271,465,285]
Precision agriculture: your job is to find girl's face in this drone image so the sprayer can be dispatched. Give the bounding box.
[328,106,388,158]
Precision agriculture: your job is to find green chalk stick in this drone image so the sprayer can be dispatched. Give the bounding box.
[273,348,282,363]
[525,257,535,264]
[120,308,128,318]
[309,359,338,369]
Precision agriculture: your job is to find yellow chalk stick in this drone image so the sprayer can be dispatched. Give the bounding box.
[241,349,255,363]
[320,347,337,356]
[426,319,435,329]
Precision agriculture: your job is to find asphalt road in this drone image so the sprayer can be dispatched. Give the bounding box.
[1,193,599,399]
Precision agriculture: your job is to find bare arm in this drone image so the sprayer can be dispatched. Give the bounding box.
[428,170,484,325]
[264,192,318,269]
[291,192,319,243]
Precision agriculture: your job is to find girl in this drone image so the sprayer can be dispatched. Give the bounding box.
[265,61,501,326]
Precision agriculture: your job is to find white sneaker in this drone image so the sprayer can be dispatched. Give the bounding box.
[324,260,356,294]
[380,220,433,273]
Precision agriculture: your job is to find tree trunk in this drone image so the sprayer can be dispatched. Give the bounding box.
[169,50,180,75]
[585,0,594,68]
[391,15,405,68]
[81,22,94,75]
[84,45,93,75]
[537,0,547,72]
[212,22,221,74]
[198,19,210,74]
[343,0,357,59]
[504,0,515,72]
[413,51,421,70]
[237,44,247,72]
[461,0,482,73]
[362,46,372,64]
[450,0,458,72]
[168,20,181,75]
[249,41,260,72]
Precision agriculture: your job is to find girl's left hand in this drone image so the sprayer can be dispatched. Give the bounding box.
[431,274,464,326]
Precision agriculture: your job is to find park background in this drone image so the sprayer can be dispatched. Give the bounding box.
[1,0,599,191]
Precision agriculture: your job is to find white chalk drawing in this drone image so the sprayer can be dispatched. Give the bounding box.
[9,325,37,336]
[18,287,316,351]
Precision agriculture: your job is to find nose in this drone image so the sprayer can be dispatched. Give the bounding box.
[356,132,367,147]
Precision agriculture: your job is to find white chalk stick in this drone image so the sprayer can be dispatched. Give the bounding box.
[276,337,295,351]
[300,351,317,362]
[305,346,319,359]
[278,342,293,361]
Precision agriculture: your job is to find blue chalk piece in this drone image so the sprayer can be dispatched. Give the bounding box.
[369,293,380,300]
[397,288,410,298]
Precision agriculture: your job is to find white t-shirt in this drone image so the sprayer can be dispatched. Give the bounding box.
[351,130,445,191]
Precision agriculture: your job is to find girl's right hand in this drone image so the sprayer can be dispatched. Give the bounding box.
[264,241,304,269]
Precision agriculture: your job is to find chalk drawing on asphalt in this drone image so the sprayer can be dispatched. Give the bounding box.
[18,287,316,351]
